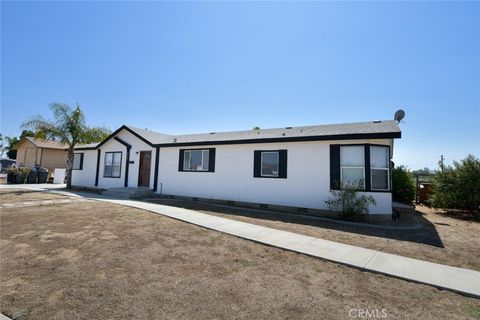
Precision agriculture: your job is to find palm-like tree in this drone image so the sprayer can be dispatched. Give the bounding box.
[23,103,110,189]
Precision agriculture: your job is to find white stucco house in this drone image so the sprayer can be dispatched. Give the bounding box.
[72,120,401,221]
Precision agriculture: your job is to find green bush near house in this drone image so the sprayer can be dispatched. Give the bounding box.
[325,181,377,221]
[392,166,416,204]
[431,154,480,214]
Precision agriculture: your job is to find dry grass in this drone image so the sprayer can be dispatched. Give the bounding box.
[151,199,480,271]
[0,189,70,203]
[1,190,479,320]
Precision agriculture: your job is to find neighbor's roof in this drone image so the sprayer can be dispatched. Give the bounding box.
[16,137,68,150]
[75,120,401,149]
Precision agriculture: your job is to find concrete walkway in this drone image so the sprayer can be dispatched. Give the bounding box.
[0,313,11,320]
[2,185,480,298]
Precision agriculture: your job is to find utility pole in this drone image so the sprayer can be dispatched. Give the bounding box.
[440,155,445,172]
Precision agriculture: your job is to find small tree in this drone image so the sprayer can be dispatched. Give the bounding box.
[0,133,4,157]
[4,136,19,159]
[22,103,110,189]
[2,130,41,159]
[325,182,377,221]
[392,166,416,204]
[431,154,480,213]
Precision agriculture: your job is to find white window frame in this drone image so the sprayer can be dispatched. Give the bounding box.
[72,153,83,170]
[340,146,365,189]
[261,151,279,177]
[183,149,209,172]
[370,146,390,191]
[104,151,122,178]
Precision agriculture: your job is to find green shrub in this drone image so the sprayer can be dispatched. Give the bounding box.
[6,167,31,184]
[392,166,416,204]
[19,167,31,177]
[6,167,18,183]
[431,154,480,213]
[325,182,377,221]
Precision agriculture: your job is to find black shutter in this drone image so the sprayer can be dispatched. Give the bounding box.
[330,145,340,189]
[79,153,84,170]
[364,145,371,191]
[253,151,262,177]
[389,158,393,192]
[178,149,185,171]
[208,148,216,172]
[278,150,287,178]
[95,149,101,186]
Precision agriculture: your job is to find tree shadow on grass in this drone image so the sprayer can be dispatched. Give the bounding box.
[148,198,445,248]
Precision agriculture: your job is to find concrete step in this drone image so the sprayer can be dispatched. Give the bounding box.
[102,191,132,199]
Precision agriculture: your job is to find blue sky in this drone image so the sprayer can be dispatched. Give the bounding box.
[1,1,479,169]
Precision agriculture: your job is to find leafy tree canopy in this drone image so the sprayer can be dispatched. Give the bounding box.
[432,154,480,213]
[392,166,416,204]
[22,103,111,188]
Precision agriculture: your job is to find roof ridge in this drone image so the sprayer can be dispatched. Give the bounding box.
[76,120,400,150]
[125,125,171,136]
[171,119,397,137]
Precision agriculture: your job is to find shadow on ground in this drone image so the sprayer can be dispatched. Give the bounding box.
[0,187,444,248]
[149,198,444,248]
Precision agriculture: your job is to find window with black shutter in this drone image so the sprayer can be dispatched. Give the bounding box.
[330,144,391,191]
[73,153,84,170]
[254,150,287,179]
[179,148,215,172]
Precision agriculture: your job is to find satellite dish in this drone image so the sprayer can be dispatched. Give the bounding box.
[394,109,405,123]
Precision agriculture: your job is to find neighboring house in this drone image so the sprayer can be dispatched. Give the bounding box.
[72,120,401,221]
[14,137,68,177]
[0,158,16,173]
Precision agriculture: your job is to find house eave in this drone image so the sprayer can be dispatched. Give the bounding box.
[93,125,155,149]
[73,128,401,150]
[154,132,401,148]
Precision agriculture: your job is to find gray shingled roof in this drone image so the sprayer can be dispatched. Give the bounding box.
[76,120,400,149]
[127,120,400,145]
[125,126,172,143]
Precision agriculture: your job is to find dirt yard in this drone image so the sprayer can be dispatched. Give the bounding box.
[0,189,70,203]
[1,190,479,320]
[151,199,480,272]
